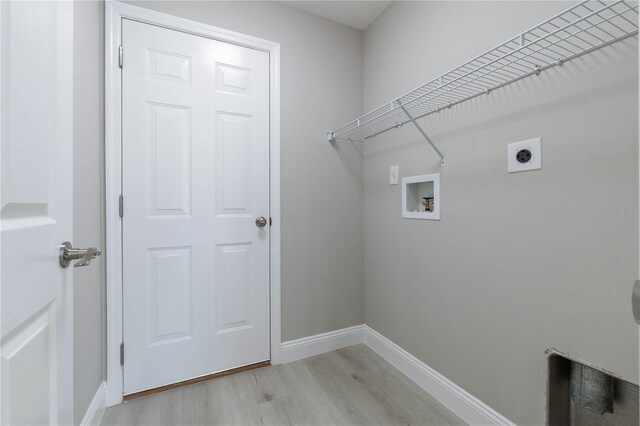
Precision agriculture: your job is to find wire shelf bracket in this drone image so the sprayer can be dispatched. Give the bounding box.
[326,0,639,166]
[397,101,446,165]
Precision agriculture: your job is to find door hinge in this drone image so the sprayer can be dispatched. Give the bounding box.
[118,45,123,68]
[119,194,123,218]
[120,343,124,365]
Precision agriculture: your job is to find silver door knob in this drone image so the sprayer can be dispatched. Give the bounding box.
[59,242,101,268]
[255,216,268,228]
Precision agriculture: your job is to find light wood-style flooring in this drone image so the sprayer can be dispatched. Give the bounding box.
[102,344,464,425]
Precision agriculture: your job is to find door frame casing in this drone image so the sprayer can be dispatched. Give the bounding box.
[104,0,281,407]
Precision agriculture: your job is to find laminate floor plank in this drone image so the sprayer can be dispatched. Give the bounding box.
[102,344,465,426]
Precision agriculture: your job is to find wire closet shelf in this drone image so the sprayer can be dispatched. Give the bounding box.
[326,0,639,165]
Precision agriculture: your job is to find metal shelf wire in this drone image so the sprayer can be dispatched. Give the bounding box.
[327,0,638,165]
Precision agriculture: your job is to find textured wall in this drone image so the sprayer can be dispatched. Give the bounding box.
[362,2,638,424]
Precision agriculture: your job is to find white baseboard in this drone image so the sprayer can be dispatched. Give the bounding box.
[107,324,510,425]
[280,324,365,363]
[364,326,514,426]
[80,381,106,426]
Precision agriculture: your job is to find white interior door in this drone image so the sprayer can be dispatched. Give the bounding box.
[0,1,74,424]
[122,19,271,394]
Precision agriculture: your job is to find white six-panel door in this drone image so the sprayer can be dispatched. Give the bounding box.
[0,1,74,424]
[122,19,271,394]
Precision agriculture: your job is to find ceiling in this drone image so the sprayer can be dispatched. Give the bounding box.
[280,1,393,31]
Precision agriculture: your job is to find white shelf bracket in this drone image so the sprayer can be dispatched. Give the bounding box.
[398,101,446,166]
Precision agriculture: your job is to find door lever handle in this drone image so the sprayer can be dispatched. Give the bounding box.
[59,242,101,268]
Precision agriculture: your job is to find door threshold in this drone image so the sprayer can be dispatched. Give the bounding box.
[123,360,271,401]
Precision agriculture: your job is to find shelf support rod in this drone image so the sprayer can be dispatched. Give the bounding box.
[398,101,446,166]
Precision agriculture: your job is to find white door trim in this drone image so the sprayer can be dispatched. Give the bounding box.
[104,0,281,406]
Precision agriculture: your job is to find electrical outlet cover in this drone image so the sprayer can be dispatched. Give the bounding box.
[508,137,542,173]
[390,165,399,185]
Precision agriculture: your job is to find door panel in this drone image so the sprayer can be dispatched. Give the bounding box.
[0,1,74,424]
[217,113,251,213]
[148,247,192,345]
[122,19,270,394]
[1,310,52,425]
[216,243,252,332]
[148,103,191,217]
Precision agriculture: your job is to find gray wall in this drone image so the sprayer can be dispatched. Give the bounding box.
[73,0,105,422]
[363,2,638,425]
